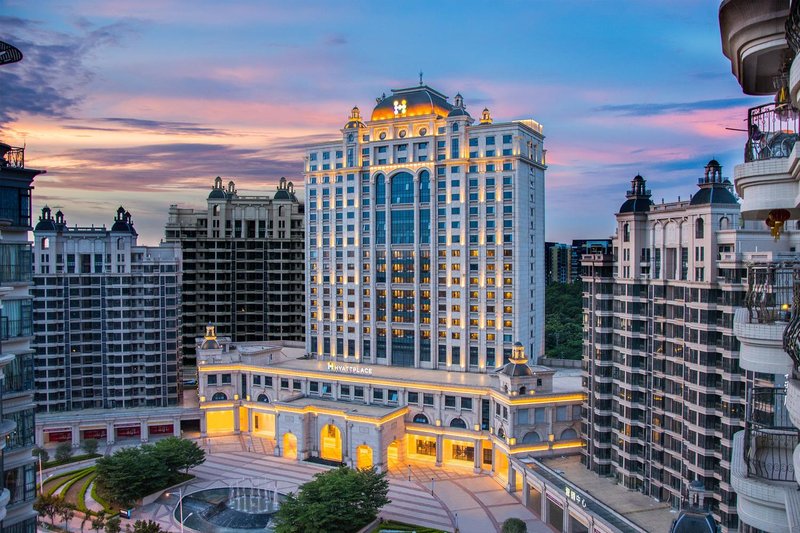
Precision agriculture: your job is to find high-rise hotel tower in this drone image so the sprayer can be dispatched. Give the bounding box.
[304,84,546,370]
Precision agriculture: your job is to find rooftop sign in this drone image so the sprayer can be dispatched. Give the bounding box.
[327,362,374,376]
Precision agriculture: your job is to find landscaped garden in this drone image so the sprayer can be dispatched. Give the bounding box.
[35,437,205,532]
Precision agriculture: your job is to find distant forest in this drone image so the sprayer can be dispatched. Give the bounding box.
[544,282,583,360]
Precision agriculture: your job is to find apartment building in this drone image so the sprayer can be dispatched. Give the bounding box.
[165,177,304,362]
[0,139,41,532]
[582,162,792,531]
[719,1,800,531]
[32,206,181,415]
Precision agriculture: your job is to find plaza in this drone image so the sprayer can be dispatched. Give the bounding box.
[64,435,548,533]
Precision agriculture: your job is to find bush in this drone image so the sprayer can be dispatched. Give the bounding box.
[33,446,50,464]
[55,442,74,462]
[82,438,99,455]
[501,517,527,533]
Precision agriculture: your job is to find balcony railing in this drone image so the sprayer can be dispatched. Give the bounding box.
[744,387,800,482]
[745,262,796,324]
[745,103,800,163]
[784,263,800,371]
[787,0,800,54]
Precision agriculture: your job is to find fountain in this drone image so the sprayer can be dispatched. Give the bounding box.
[174,480,287,532]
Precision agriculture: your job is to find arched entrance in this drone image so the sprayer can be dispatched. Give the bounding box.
[386,440,401,470]
[320,424,342,462]
[283,433,297,460]
[356,445,373,469]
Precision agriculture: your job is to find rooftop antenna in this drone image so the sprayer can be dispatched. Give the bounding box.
[419,70,423,86]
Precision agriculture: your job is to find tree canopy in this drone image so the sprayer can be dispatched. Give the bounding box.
[544,282,583,359]
[94,438,204,506]
[273,467,390,533]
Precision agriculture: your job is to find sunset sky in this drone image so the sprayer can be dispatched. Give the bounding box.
[1,0,759,244]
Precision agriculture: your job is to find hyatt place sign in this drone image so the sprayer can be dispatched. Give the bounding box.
[326,362,374,376]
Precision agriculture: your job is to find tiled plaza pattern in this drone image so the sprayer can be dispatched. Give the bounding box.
[54,436,551,533]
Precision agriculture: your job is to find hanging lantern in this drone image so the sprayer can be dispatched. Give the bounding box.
[765,208,791,240]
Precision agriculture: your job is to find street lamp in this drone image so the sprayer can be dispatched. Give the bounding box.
[430,477,435,495]
[407,464,411,482]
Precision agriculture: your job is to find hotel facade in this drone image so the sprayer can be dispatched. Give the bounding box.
[304,84,546,369]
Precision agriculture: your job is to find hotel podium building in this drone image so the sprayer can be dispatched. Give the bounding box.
[305,84,545,369]
[582,163,796,531]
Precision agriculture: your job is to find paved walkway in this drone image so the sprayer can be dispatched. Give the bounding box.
[39,435,549,533]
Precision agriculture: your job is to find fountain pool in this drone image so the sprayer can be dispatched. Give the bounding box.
[175,486,286,532]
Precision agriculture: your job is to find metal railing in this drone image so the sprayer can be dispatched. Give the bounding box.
[787,0,800,54]
[744,387,800,482]
[745,262,797,324]
[745,103,800,162]
[0,145,24,169]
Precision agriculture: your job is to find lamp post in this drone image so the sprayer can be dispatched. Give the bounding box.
[431,477,435,495]
[407,464,411,482]
[38,454,43,495]
[181,512,193,532]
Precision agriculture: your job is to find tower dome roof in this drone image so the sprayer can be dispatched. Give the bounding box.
[372,85,453,121]
[690,160,738,206]
[619,175,653,213]
[35,206,56,231]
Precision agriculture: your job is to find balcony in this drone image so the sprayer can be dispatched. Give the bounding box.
[720,0,790,95]
[734,103,800,221]
[733,262,795,374]
[732,387,800,533]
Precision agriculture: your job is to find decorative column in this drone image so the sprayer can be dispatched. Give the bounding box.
[435,434,443,467]
[507,465,516,493]
[71,424,80,447]
[273,413,281,457]
[140,420,149,443]
[173,420,181,437]
[473,438,482,473]
[106,422,116,445]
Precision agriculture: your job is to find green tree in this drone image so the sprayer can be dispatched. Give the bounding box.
[82,438,100,455]
[32,446,50,464]
[130,520,164,533]
[33,492,57,526]
[91,511,107,533]
[501,517,527,533]
[151,437,205,473]
[56,498,76,531]
[274,466,390,533]
[105,516,121,533]
[544,282,584,360]
[55,442,74,462]
[95,447,169,506]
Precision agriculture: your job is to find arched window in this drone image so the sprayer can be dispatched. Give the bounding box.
[452,122,459,132]
[497,427,506,439]
[375,174,386,205]
[695,217,704,239]
[419,170,430,203]
[449,418,467,429]
[211,392,227,401]
[720,217,730,230]
[623,223,630,242]
[519,386,526,395]
[560,428,578,440]
[257,394,270,403]
[41,237,49,250]
[413,413,429,424]
[522,431,541,444]
[212,205,220,216]
[390,172,414,204]
[278,206,284,217]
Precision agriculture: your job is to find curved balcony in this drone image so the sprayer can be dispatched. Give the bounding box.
[732,388,800,533]
[720,0,790,95]
[0,488,9,522]
[734,262,798,374]
[735,104,800,221]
